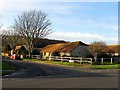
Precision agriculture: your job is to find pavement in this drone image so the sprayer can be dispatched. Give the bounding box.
[2,59,119,88]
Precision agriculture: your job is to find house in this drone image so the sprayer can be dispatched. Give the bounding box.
[40,41,91,59]
[14,45,29,58]
[57,41,91,57]
[1,45,12,57]
[40,43,65,59]
[106,45,120,57]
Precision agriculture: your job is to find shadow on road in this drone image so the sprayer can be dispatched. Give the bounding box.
[2,59,117,79]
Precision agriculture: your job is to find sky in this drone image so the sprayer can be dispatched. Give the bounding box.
[0,0,118,45]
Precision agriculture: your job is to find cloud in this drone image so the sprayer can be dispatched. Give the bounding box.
[47,5,73,14]
[48,31,118,44]
[0,1,77,28]
[101,24,118,32]
[50,17,118,34]
[0,1,117,45]
[0,1,75,15]
[0,26,8,30]
[1,0,118,3]
[85,19,118,31]
[51,17,81,27]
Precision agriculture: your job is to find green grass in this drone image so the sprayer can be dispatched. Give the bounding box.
[0,61,15,76]
[93,61,118,65]
[2,71,14,76]
[91,64,120,69]
[24,59,81,67]
[2,56,10,59]
[0,61,15,70]
[24,59,120,69]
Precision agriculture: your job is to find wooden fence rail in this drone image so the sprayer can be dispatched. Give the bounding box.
[100,58,115,64]
[48,56,93,64]
[32,55,119,64]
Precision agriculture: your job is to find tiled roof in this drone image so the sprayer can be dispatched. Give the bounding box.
[57,41,88,52]
[41,41,87,53]
[15,45,29,51]
[106,45,120,53]
[40,43,65,52]
[15,45,22,50]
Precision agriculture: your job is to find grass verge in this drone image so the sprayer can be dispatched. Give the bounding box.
[91,64,120,69]
[2,62,15,70]
[0,61,15,76]
[24,59,120,69]
[24,59,80,67]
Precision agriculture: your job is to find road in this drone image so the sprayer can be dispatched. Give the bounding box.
[2,59,118,88]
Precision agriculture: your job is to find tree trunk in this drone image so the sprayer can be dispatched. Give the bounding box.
[94,56,97,62]
[28,42,33,59]
[28,51,32,59]
[94,53,97,62]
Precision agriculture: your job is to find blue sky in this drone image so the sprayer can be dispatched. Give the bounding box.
[0,0,118,45]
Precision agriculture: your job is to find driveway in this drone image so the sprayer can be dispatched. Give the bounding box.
[2,59,118,88]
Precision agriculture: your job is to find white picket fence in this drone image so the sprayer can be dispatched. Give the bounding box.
[32,55,118,64]
[33,55,41,59]
[47,56,93,64]
[100,58,117,64]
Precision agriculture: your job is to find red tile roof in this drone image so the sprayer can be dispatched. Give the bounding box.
[41,41,87,53]
[15,45,22,50]
[57,41,87,52]
[15,45,29,51]
[40,43,65,52]
[106,45,120,53]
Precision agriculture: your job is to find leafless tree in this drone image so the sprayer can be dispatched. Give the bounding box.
[88,41,106,62]
[2,29,17,49]
[12,10,52,58]
[1,28,26,54]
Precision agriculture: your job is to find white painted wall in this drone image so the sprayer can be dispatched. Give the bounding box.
[42,52,52,59]
[71,45,91,57]
[42,46,91,58]
[60,52,71,57]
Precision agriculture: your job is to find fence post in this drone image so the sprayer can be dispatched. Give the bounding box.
[61,57,63,62]
[101,58,103,65]
[90,58,92,65]
[49,56,51,60]
[80,58,82,64]
[54,56,55,60]
[111,58,113,64]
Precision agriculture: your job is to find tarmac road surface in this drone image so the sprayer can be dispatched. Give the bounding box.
[2,59,118,88]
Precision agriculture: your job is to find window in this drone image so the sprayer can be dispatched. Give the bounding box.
[44,52,46,56]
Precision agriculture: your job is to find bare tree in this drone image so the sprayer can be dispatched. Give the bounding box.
[88,41,106,62]
[12,10,52,58]
[1,29,26,55]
